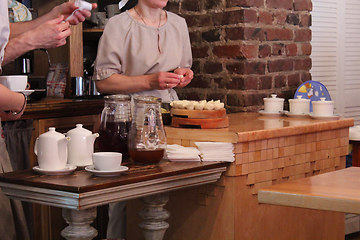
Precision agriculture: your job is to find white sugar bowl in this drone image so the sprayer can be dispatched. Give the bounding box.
[289,95,310,114]
[312,98,334,116]
[263,94,284,113]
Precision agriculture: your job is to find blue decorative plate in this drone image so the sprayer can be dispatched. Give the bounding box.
[294,80,331,112]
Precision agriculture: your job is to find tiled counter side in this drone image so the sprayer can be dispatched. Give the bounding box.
[127,112,354,240]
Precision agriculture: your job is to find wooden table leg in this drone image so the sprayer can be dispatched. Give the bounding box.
[61,207,98,240]
[138,193,170,240]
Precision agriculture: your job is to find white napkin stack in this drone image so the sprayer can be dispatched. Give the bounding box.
[195,142,235,162]
[166,144,201,162]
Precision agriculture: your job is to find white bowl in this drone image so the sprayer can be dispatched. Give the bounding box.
[92,152,122,171]
[263,94,284,113]
[289,96,310,114]
[0,75,28,91]
[312,98,334,116]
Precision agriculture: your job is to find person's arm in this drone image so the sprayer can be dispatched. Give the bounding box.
[9,2,97,38]
[3,16,71,66]
[95,71,182,94]
[0,85,26,120]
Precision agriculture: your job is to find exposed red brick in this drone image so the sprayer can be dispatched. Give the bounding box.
[266,28,293,41]
[259,10,273,25]
[240,44,258,59]
[213,45,241,58]
[259,76,272,89]
[244,61,266,74]
[300,42,312,55]
[187,75,211,88]
[226,0,264,8]
[274,11,287,25]
[244,27,266,41]
[300,14,311,27]
[294,57,311,70]
[227,93,245,107]
[204,61,223,74]
[294,29,312,42]
[245,93,266,106]
[226,61,245,74]
[243,8,258,23]
[244,76,259,90]
[288,73,301,86]
[225,77,246,90]
[225,27,244,41]
[286,43,298,56]
[259,44,271,58]
[268,59,293,72]
[275,75,286,87]
[272,43,285,56]
[294,0,312,11]
[192,46,209,58]
[267,0,293,10]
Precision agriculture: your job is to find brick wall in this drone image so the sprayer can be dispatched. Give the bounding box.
[166,0,313,113]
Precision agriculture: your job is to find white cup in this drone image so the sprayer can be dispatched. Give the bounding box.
[263,94,284,113]
[92,152,122,171]
[289,95,310,114]
[105,4,120,18]
[312,98,334,116]
[0,75,28,91]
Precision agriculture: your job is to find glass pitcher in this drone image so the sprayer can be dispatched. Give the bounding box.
[98,94,132,161]
[128,96,167,164]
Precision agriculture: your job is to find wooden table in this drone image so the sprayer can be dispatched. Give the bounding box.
[258,167,360,214]
[0,161,228,240]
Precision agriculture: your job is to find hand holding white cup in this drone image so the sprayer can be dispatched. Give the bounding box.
[92,152,122,171]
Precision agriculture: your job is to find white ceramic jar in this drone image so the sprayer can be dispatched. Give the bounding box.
[263,94,284,113]
[312,98,334,116]
[289,95,310,114]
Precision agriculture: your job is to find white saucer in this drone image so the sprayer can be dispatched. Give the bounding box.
[284,111,309,118]
[33,164,77,176]
[259,110,284,117]
[15,90,34,96]
[85,165,129,177]
[309,113,342,120]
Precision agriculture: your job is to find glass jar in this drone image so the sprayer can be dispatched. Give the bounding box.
[98,94,132,160]
[128,96,167,164]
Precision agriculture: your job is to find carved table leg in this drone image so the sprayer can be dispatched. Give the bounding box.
[61,207,98,240]
[138,193,170,240]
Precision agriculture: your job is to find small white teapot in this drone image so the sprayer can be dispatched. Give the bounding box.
[34,127,71,170]
[66,124,99,167]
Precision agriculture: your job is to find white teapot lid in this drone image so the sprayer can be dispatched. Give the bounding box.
[40,127,66,139]
[67,124,92,136]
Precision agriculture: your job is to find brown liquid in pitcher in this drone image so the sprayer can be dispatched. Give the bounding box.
[128,148,165,164]
[98,121,131,159]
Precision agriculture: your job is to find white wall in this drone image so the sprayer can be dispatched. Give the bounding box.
[311,0,360,124]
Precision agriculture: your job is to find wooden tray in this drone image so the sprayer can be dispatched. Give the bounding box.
[171,108,226,119]
[171,116,229,129]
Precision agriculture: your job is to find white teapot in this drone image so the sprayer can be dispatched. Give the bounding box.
[34,127,71,170]
[66,124,99,167]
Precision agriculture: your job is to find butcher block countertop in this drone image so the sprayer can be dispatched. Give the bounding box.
[21,97,104,119]
[165,112,354,143]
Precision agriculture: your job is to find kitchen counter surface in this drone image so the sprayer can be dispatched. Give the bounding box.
[22,97,104,119]
[165,112,354,143]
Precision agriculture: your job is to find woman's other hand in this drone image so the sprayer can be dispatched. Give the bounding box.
[174,68,193,88]
[150,72,181,90]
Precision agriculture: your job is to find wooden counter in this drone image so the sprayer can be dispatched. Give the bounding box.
[126,112,354,240]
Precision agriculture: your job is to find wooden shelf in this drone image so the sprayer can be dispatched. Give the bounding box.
[83,28,104,33]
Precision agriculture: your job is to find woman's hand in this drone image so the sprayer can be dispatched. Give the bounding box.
[149,72,182,90]
[174,68,193,88]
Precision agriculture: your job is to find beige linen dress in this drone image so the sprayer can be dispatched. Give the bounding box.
[94,10,193,238]
[94,10,193,103]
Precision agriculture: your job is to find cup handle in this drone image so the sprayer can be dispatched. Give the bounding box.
[26,82,30,90]
[34,138,38,155]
